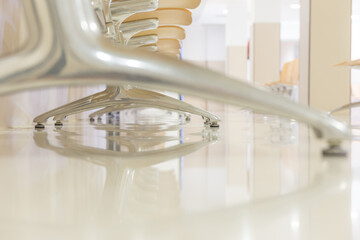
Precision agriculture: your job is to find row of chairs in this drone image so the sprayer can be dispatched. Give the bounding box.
[266,58,299,101]
[0,0,352,154]
[33,0,221,128]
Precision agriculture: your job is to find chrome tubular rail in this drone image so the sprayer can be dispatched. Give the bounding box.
[0,0,351,142]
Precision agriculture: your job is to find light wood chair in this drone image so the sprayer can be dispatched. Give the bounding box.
[266,59,299,100]
[280,58,299,85]
[142,39,181,52]
[329,59,360,114]
[124,8,192,26]
[158,0,201,9]
[266,58,299,86]
[336,59,360,68]
[112,0,201,10]
[133,26,185,40]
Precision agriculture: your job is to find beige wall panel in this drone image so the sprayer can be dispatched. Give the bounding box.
[251,23,280,85]
[299,0,310,105]
[206,61,226,113]
[227,46,248,81]
[183,60,226,113]
[309,0,351,111]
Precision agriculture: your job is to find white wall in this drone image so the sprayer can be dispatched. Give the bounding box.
[182,24,226,63]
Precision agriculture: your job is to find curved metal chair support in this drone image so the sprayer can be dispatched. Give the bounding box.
[52,97,220,126]
[33,87,120,124]
[0,0,352,146]
[329,101,360,115]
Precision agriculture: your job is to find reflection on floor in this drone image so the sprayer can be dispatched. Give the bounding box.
[0,107,358,239]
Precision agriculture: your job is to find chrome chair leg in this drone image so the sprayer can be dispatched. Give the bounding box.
[33,87,120,125]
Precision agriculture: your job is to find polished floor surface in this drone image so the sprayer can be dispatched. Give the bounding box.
[0,107,358,239]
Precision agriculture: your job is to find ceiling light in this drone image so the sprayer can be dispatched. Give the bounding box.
[290,3,301,9]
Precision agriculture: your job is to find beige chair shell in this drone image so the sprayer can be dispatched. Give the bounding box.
[159,52,180,58]
[133,26,185,40]
[160,48,181,55]
[158,0,201,9]
[266,59,299,86]
[142,39,181,52]
[112,0,201,10]
[336,59,360,68]
[124,8,192,26]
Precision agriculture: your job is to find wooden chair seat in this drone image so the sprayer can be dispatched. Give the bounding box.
[158,0,200,9]
[124,8,192,26]
[133,26,185,40]
[112,0,201,10]
[142,39,181,52]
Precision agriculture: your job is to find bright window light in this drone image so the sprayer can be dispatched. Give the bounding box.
[290,3,301,9]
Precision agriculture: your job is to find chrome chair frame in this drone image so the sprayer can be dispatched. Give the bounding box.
[33,0,159,124]
[127,34,159,47]
[34,0,220,126]
[0,0,351,147]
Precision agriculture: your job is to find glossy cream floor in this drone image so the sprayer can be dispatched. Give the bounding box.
[0,106,358,240]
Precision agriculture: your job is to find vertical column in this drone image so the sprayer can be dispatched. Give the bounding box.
[307,0,351,111]
[226,0,249,81]
[249,0,281,199]
[299,0,310,105]
[250,0,281,85]
[225,1,252,203]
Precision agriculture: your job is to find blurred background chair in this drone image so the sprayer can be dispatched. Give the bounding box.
[266,58,299,102]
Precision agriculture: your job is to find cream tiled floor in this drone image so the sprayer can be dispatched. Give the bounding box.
[0,107,358,240]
